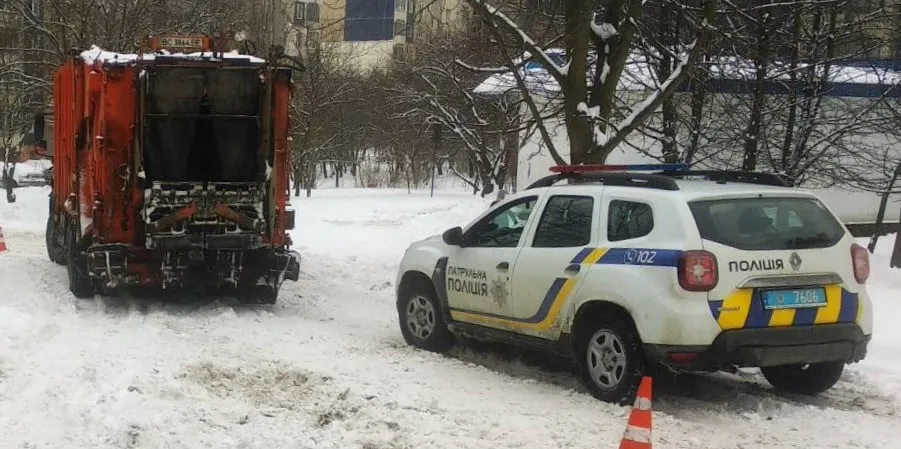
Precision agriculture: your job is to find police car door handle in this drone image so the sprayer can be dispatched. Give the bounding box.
[496,261,509,271]
[564,264,580,275]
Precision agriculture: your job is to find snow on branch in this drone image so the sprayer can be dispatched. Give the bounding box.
[597,39,699,151]
[466,0,568,81]
[591,22,618,41]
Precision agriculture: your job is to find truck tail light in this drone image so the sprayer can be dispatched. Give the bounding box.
[851,243,870,284]
[678,250,718,292]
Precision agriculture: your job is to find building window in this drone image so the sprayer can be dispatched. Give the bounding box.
[294,1,320,24]
[396,0,406,12]
[393,19,406,36]
[344,0,394,41]
[305,30,321,49]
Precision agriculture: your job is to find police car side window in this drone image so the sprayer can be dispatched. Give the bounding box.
[467,197,537,248]
[532,195,594,247]
[607,200,654,242]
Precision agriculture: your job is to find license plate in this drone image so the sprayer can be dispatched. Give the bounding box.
[761,288,827,310]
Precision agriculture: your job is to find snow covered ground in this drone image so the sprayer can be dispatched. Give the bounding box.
[1,185,900,449]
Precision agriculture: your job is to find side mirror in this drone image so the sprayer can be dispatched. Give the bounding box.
[442,226,464,246]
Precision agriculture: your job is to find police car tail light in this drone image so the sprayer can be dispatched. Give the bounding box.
[678,250,718,292]
[851,243,870,284]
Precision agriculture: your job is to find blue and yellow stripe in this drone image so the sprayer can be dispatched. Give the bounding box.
[449,246,681,331]
[708,285,862,330]
[569,247,683,267]
[450,276,577,331]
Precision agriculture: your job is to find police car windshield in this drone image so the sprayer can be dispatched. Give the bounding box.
[688,197,845,251]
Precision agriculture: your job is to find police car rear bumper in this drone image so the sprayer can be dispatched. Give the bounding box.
[644,323,870,371]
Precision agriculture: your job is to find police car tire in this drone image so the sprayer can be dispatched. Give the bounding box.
[397,280,454,353]
[575,318,644,406]
[760,361,845,395]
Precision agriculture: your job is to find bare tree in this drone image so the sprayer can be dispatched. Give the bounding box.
[384,19,532,196]
[1,4,44,203]
[701,0,899,186]
[288,33,368,197]
[455,0,717,165]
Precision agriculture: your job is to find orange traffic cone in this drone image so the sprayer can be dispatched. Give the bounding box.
[0,226,6,253]
[619,376,653,449]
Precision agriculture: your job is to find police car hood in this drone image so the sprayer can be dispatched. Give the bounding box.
[409,233,443,248]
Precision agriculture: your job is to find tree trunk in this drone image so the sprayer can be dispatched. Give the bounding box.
[564,0,596,165]
[787,7,836,183]
[684,63,708,165]
[656,2,680,163]
[305,159,316,198]
[892,206,901,268]
[658,53,678,163]
[780,8,802,173]
[741,2,770,172]
[869,163,901,253]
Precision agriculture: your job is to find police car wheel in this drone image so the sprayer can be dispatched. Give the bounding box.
[397,281,453,353]
[576,319,644,405]
[760,361,845,395]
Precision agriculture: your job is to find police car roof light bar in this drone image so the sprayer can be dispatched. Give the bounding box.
[654,169,792,187]
[525,171,681,191]
[549,163,690,174]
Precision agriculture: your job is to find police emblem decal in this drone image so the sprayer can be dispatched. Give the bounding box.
[490,278,509,307]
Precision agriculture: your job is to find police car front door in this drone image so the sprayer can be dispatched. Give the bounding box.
[445,195,539,330]
[509,194,598,339]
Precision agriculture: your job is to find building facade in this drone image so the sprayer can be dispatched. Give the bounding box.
[276,0,468,72]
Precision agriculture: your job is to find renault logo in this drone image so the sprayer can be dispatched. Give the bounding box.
[789,252,802,271]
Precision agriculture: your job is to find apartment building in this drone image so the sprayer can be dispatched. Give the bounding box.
[277,0,468,71]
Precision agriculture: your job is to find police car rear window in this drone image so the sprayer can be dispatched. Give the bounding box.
[687,197,845,251]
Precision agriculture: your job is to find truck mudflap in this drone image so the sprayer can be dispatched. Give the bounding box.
[273,248,301,283]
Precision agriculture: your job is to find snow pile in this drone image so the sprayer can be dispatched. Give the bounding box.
[1,186,901,448]
[80,44,266,65]
[9,159,52,184]
[0,185,49,232]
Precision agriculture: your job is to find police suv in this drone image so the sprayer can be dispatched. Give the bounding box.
[394,165,874,404]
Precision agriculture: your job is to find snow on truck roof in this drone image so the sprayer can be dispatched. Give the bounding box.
[79,45,267,65]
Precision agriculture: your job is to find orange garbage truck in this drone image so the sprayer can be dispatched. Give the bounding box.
[42,35,301,304]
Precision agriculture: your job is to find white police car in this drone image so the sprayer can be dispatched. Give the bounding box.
[394,164,873,405]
